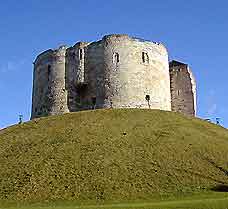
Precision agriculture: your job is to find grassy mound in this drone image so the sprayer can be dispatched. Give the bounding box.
[0,109,227,202]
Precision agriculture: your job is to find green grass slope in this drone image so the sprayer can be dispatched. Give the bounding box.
[0,109,227,203]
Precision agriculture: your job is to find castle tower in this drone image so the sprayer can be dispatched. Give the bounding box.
[64,34,172,112]
[31,46,69,119]
[31,35,197,119]
[94,34,171,110]
[169,60,196,116]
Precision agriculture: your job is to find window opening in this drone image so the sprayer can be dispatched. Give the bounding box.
[47,65,51,81]
[142,52,149,64]
[79,49,83,60]
[177,90,180,96]
[113,52,120,63]
[145,95,151,109]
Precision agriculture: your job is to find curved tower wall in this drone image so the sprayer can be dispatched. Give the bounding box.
[31,46,69,119]
[31,50,52,118]
[98,35,171,110]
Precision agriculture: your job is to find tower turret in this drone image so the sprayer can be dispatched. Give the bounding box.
[31,46,69,119]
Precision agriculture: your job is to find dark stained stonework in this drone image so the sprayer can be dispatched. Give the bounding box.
[169,60,196,116]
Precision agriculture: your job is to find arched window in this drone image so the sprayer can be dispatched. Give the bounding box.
[113,52,120,63]
[142,52,149,64]
[47,65,51,81]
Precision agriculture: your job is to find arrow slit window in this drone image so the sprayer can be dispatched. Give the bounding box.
[113,52,120,63]
[142,52,149,64]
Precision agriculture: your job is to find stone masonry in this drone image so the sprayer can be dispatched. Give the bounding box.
[31,34,196,119]
[169,61,196,116]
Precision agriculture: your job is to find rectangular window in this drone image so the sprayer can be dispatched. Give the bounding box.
[177,90,180,96]
[142,52,149,64]
[113,52,120,63]
[47,65,51,81]
[79,49,83,60]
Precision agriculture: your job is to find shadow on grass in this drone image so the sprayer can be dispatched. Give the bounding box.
[211,184,228,192]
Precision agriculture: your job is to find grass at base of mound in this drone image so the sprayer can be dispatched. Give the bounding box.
[0,192,228,209]
[0,109,228,203]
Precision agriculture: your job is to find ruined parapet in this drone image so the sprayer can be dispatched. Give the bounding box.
[66,42,89,111]
[96,34,171,110]
[31,46,69,119]
[169,60,196,116]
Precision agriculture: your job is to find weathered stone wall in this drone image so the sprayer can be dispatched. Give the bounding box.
[31,34,197,119]
[99,34,171,110]
[83,40,104,110]
[66,42,89,112]
[169,61,196,116]
[31,46,69,119]
[31,50,53,118]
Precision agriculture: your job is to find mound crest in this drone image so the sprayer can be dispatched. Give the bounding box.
[0,109,227,202]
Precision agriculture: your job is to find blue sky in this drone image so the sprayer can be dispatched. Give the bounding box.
[0,0,228,128]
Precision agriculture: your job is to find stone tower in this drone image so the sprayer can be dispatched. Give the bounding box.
[31,46,69,119]
[31,34,196,119]
[169,60,196,116]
